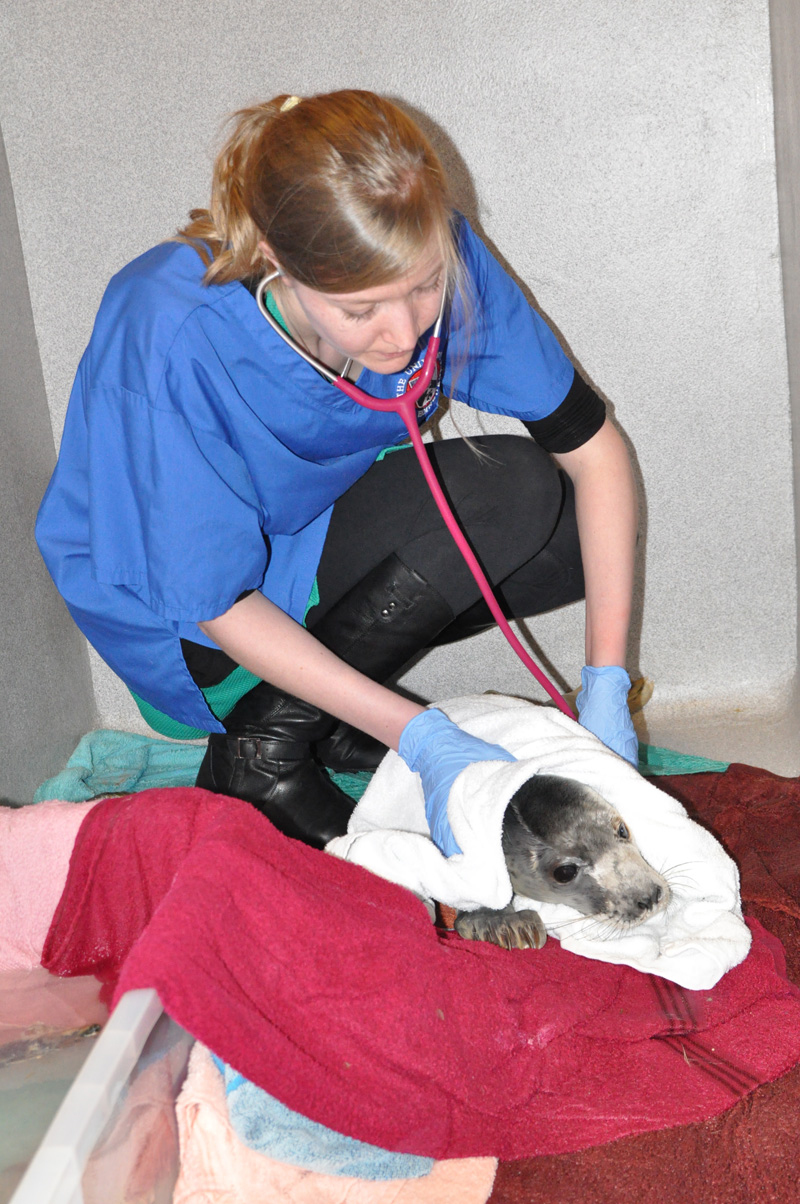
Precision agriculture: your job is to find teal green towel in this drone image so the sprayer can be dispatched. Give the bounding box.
[34,729,204,802]
[637,742,730,776]
[34,727,730,804]
[34,728,373,804]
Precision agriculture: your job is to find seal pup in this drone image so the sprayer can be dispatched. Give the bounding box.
[454,773,671,950]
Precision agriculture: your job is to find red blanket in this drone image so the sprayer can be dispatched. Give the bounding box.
[42,781,800,1161]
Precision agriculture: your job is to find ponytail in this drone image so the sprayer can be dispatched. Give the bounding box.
[175,96,295,283]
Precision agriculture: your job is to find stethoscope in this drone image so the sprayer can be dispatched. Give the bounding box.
[255,271,574,717]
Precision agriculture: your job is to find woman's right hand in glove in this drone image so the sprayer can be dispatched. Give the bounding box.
[398,708,516,856]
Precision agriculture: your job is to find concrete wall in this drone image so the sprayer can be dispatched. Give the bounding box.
[0,127,95,800]
[0,0,794,738]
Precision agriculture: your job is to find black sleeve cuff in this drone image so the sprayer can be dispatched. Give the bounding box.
[522,372,606,453]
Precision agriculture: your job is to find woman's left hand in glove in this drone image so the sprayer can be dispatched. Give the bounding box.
[575,665,639,767]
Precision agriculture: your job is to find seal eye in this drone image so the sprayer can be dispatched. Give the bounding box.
[552,863,579,884]
[617,822,630,841]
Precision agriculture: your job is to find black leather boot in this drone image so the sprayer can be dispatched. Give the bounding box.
[196,683,355,849]
[309,554,455,772]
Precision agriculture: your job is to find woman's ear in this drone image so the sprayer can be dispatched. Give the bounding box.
[257,240,282,274]
[256,240,300,289]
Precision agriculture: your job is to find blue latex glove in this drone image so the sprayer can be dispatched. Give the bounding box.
[575,665,639,766]
[398,708,517,856]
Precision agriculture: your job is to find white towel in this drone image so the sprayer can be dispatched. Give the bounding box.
[327,695,751,990]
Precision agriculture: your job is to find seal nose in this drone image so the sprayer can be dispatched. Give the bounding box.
[637,886,662,912]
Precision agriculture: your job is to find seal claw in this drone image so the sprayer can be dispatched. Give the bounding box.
[454,905,547,951]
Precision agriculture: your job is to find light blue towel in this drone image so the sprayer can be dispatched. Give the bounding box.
[211,1055,434,1180]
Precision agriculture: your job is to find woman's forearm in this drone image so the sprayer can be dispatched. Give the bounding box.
[198,592,423,749]
[554,419,638,668]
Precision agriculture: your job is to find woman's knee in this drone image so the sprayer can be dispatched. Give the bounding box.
[317,433,566,615]
[429,435,564,554]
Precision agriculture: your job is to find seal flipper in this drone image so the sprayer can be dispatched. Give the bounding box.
[454,903,546,950]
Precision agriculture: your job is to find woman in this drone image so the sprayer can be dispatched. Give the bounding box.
[36,90,638,854]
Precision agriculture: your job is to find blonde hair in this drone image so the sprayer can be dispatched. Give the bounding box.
[175,90,463,295]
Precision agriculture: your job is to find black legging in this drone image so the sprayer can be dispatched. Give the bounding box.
[315,434,583,624]
[183,435,584,687]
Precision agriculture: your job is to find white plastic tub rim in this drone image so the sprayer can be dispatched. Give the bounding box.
[10,988,192,1204]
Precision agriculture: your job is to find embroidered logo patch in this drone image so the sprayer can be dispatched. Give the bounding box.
[396,354,442,422]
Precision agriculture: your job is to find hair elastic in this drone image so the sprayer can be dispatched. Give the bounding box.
[280,95,302,112]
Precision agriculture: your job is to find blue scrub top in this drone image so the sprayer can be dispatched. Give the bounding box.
[36,218,575,732]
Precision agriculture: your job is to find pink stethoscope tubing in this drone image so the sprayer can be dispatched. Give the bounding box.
[255,273,575,719]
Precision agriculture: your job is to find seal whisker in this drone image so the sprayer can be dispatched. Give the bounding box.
[663,869,700,891]
[597,918,627,941]
[663,860,703,878]
[664,877,695,893]
[552,914,609,940]
[547,911,603,932]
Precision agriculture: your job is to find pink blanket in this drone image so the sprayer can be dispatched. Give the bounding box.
[0,799,97,972]
[42,787,800,1161]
